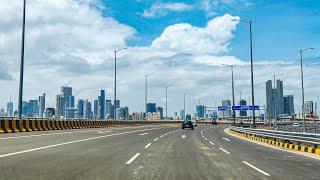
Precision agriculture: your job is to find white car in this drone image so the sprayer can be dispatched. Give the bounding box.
[293,123,299,127]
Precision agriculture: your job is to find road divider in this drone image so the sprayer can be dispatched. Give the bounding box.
[228,127,320,156]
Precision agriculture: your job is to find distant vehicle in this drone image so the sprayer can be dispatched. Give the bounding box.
[182,120,194,130]
[293,122,299,127]
[211,120,217,125]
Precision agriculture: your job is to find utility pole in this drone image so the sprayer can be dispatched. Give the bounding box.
[18,0,27,119]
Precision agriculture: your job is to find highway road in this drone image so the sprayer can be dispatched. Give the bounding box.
[0,124,319,180]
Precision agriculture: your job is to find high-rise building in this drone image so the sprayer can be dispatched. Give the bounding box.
[147,103,156,113]
[65,108,76,119]
[22,101,29,117]
[221,100,231,117]
[38,93,46,117]
[105,99,114,119]
[6,101,13,117]
[77,99,84,118]
[84,100,92,119]
[304,101,314,117]
[240,100,247,116]
[28,100,39,117]
[156,107,163,119]
[115,100,120,109]
[69,95,75,108]
[93,100,98,119]
[56,94,65,118]
[0,109,5,117]
[284,95,294,116]
[266,79,284,118]
[196,105,205,119]
[98,90,105,119]
[46,108,55,118]
[180,109,185,120]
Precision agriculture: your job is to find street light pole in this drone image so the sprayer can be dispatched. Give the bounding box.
[113,48,126,121]
[232,19,255,128]
[18,0,27,119]
[183,92,186,120]
[231,65,236,125]
[299,48,314,132]
[249,20,256,129]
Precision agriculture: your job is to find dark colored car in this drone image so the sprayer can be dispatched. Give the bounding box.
[211,120,217,125]
[182,120,194,130]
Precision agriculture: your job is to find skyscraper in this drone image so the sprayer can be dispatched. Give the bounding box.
[77,99,84,118]
[157,107,164,119]
[56,94,65,118]
[105,99,114,119]
[6,101,13,117]
[84,100,92,119]
[115,100,120,109]
[266,79,284,118]
[69,95,75,108]
[22,101,29,117]
[196,105,205,119]
[284,95,294,116]
[304,101,314,117]
[98,90,105,119]
[28,100,39,117]
[38,93,46,117]
[94,100,98,119]
[147,103,156,113]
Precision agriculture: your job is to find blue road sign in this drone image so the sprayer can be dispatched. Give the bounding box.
[218,106,228,111]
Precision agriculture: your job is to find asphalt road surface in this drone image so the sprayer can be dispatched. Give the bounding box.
[0,124,319,180]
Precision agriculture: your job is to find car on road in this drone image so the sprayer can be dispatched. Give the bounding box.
[293,122,299,127]
[191,119,197,127]
[211,120,217,125]
[182,120,194,130]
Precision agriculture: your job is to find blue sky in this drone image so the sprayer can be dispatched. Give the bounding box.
[102,0,320,61]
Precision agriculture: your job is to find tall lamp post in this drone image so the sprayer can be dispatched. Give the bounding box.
[18,0,27,119]
[145,72,154,119]
[165,84,172,120]
[273,73,283,129]
[223,64,236,125]
[232,18,255,128]
[113,48,127,121]
[299,48,314,132]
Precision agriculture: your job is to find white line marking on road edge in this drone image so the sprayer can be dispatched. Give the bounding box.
[181,135,186,139]
[139,133,148,136]
[242,161,271,176]
[0,127,163,158]
[222,137,231,141]
[219,147,230,154]
[153,138,159,142]
[126,153,141,165]
[209,141,215,145]
[145,143,152,149]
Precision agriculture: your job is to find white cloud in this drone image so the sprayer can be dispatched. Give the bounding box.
[141,1,193,18]
[151,14,240,55]
[199,0,253,17]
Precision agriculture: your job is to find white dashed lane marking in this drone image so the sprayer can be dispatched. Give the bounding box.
[126,153,140,165]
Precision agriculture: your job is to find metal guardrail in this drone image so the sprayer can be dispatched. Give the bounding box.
[231,126,320,145]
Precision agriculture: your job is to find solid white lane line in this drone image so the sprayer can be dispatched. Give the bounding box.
[153,138,159,142]
[126,153,140,165]
[242,161,271,176]
[0,127,163,158]
[222,137,231,141]
[181,135,186,139]
[139,133,148,136]
[209,141,215,145]
[219,147,230,154]
[145,143,152,149]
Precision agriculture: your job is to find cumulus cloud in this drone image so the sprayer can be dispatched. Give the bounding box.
[141,1,193,18]
[199,0,253,17]
[151,14,240,55]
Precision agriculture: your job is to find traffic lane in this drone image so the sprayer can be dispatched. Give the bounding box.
[0,125,176,157]
[128,125,268,180]
[204,125,320,180]
[0,126,180,179]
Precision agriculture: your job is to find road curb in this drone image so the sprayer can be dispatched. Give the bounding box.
[228,128,320,156]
